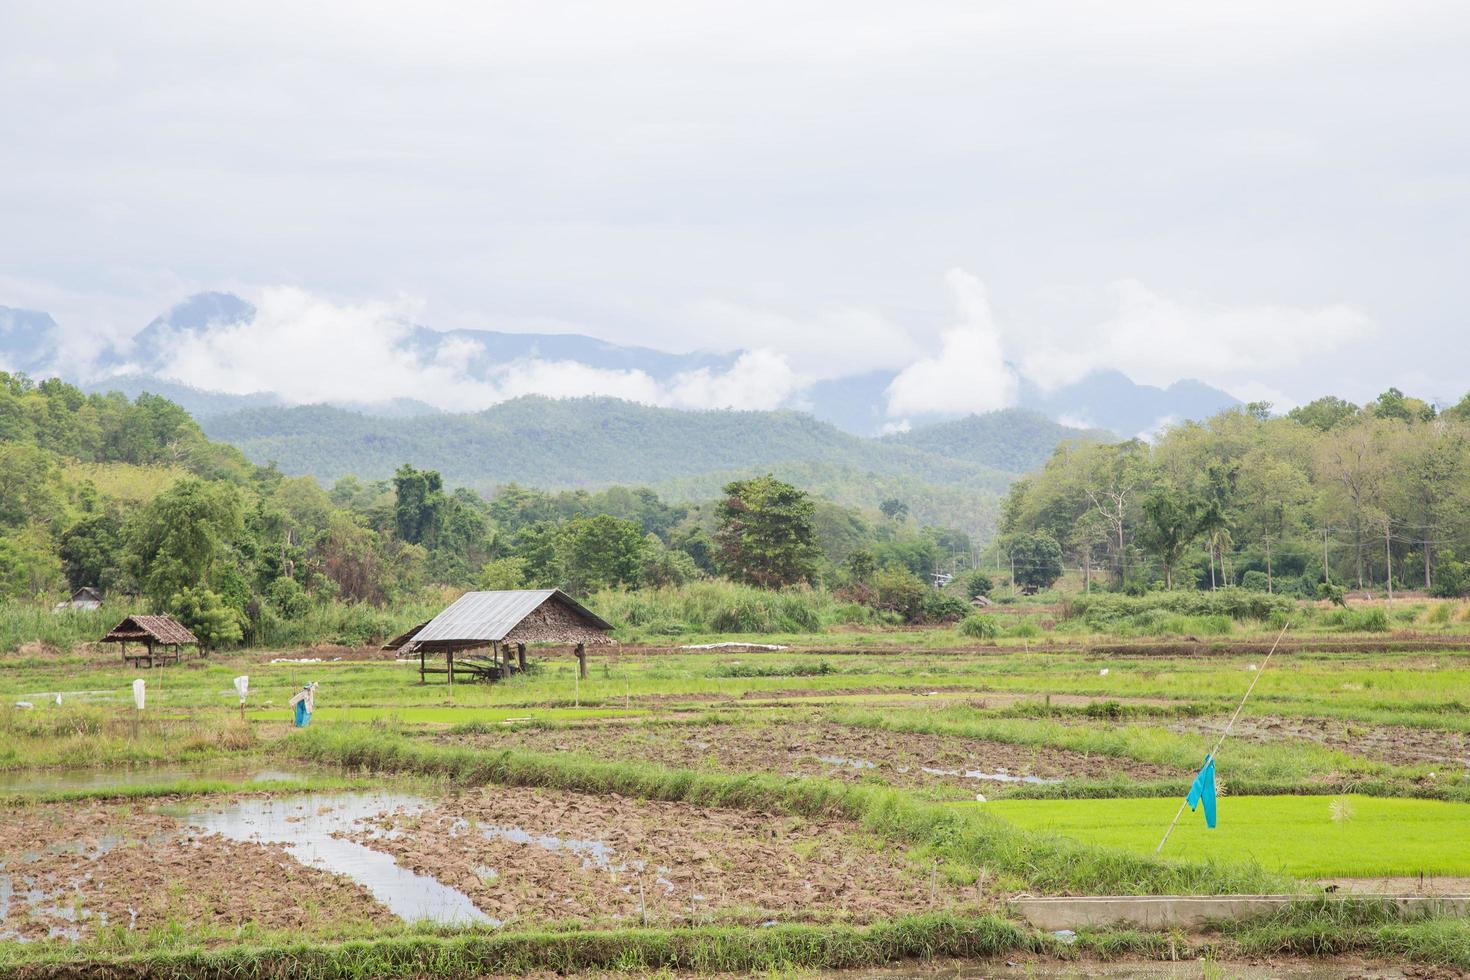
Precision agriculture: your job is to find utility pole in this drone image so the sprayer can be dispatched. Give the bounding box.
[1264,535,1273,594]
[1322,528,1330,585]
[1384,521,1394,608]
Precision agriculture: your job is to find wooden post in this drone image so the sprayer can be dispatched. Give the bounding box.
[447,649,455,690]
[576,643,587,680]
[419,647,425,684]
[518,643,527,672]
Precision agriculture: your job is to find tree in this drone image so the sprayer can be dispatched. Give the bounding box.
[715,476,818,587]
[879,498,909,522]
[392,464,445,545]
[170,586,244,651]
[58,514,125,591]
[557,514,645,594]
[964,569,993,599]
[1010,531,1064,589]
[1287,396,1358,431]
[126,479,244,607]
[479,556,529,590]
[846,548,878,584]
[1137,488,1203,589]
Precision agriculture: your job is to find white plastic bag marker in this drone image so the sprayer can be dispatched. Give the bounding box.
[132,679,146,710]
[233,675,249,703]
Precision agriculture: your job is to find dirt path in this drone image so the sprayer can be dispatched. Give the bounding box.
[347,784,976,927]
[445,720,1180,794]
[0,799,391,940]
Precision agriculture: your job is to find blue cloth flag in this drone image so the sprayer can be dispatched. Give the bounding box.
[1186,754,1217,828]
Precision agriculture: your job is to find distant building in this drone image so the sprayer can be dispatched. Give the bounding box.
[54,587,104,612]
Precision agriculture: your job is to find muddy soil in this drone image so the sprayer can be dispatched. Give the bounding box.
[347,784,968,927]
[445,721,1180,794]
[0,800,390,940]
[1172,716,1470,768]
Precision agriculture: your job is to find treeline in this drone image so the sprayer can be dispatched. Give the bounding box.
[999,389,1470,597]
[0,373,981,645]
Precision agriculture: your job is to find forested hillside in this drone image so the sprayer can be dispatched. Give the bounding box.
[199,396,1021,534]
[998,389,1470,597]
[0,373,987,643]
[884,409,1111,472]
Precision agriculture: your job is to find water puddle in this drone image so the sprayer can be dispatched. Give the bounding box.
[920,766,1058,785]
[816,755,877,769]
[0,766,306,795]
[177,792,495,926]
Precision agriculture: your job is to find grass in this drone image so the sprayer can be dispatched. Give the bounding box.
[6,607,1470,974]
[291,725,1298,898]
[0,913,1035,979]
[981,795,1470,878]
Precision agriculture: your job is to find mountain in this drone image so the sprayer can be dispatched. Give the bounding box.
[804,368,1238,437]
[12,290,1239,438]
[884,408,1111,472]
[199,396,1026,535]
[1018,371,1239,438]
[0,306,60,374]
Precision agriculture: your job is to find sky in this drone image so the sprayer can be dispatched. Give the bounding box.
[2,0,1468,413]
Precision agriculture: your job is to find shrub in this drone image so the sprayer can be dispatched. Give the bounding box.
[958,614,999,639]
[917,590,970,624]
[1326,607,1390,633]
[1240,570,1270,592]
[169,586,244,651]
[266,576,311,619]
[1070,588,1297,633]
[964,570,994,599]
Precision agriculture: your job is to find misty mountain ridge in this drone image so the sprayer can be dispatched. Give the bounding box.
[1,290,1240,437]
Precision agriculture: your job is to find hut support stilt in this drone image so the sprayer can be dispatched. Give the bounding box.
[517,643,527,672]
[576,643,587,679]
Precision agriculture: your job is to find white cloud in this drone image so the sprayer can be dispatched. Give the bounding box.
[1136,415,1180,443]
[687,300,919,379]
[884,270,1019,417]
[1018,280,1376,391]
[153,286,801,412]
[1056,412,1096,430]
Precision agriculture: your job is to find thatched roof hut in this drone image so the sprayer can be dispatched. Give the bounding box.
[391,589,614,683]
[100,614,198,668]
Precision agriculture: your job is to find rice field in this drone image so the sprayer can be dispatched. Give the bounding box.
[3,604,1470,975]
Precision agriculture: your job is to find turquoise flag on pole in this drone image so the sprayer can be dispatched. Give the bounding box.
[1185,755,1217,828]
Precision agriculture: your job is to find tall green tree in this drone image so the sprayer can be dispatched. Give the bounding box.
[1137,487,1203,589]
[126,478,244,607]
[557,514,645,594]
[715,475,818,587]
[392,464,445,545]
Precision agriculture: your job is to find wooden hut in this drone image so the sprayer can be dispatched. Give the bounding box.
[100,615,199,668]
[388,589,614,684]
[55,586,104,612]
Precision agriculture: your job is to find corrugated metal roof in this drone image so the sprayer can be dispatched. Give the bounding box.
[408,589,612,647]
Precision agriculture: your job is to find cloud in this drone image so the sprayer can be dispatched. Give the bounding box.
[687,300,919,379]
[883,270,1019,417]
[1018,280,1377,391]
[152,286,800,412]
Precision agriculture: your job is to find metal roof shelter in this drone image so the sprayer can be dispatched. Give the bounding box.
[100,614,199,668]
[391,589,615,684]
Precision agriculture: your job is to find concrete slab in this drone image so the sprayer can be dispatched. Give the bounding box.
[1013,894,1470,931]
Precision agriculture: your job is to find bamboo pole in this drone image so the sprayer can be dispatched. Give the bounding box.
[1156,621,1290,854]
